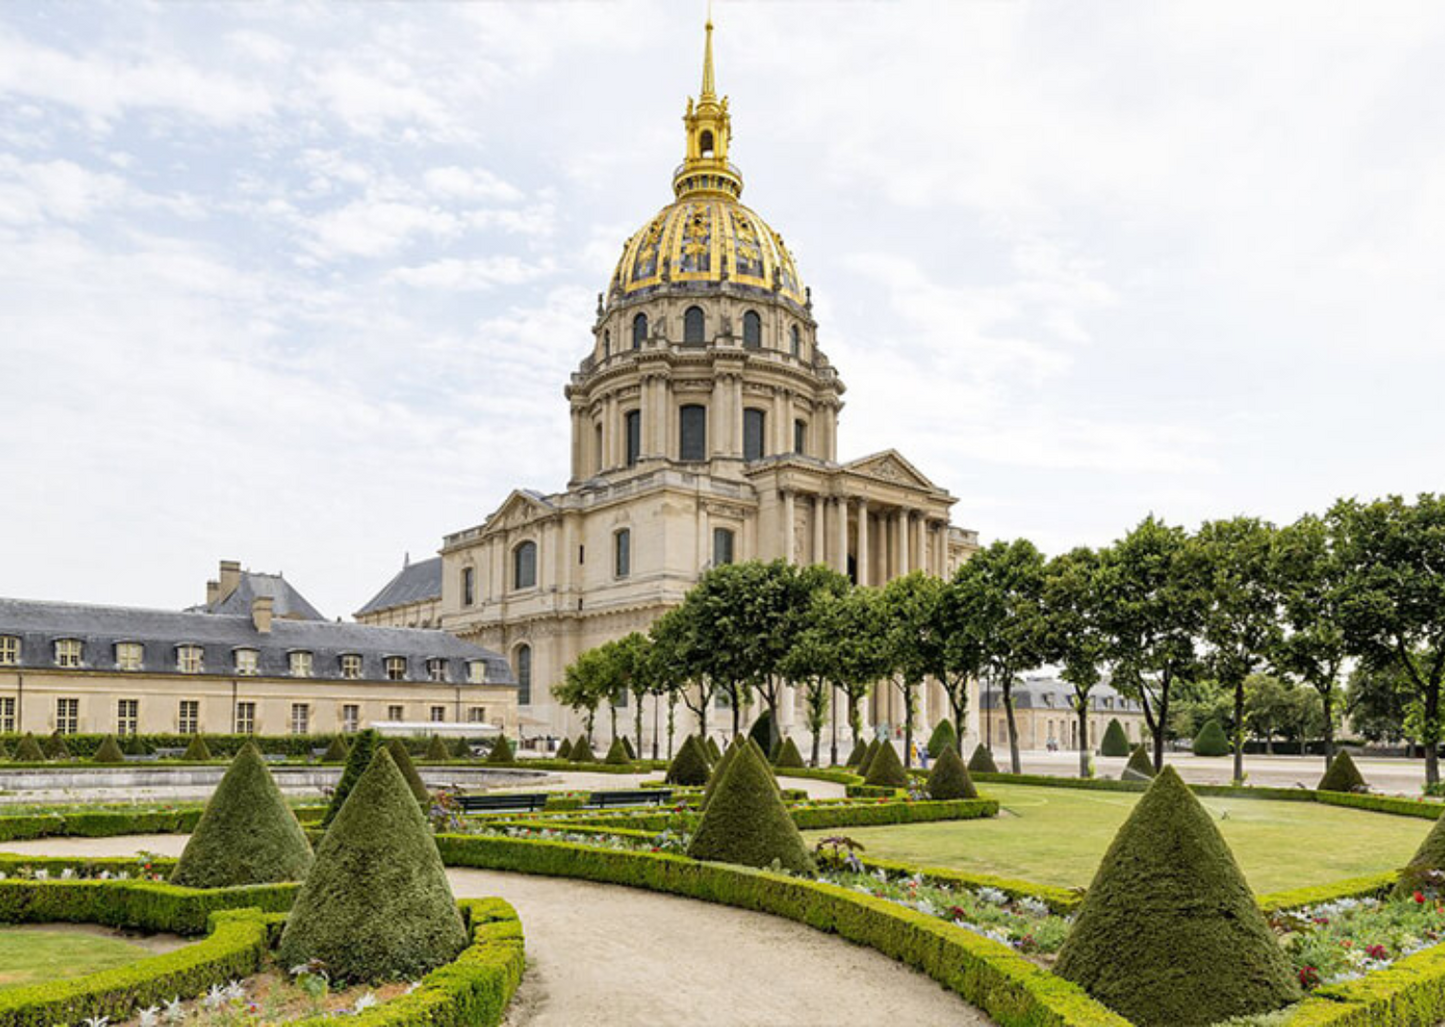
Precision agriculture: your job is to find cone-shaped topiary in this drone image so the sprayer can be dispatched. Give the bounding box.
[856,739,881,777]
[1317,750,1367,793]
[45,732,71,760]
[1099,718,1131,757]
[863,739,908,789]
[555,736,572,760]
[452,736,471,759]
[1192,719,1230,757]
[773,735,805,769]
[171,743,313,889]
[277,748,467,983]
[486,734,515,763]
[1394,805,1445,897]
[570,734,596,762]
[844,738,867,766]
[1126,743,1156,779]
[183,735,212,761]
[621,735,637,760]
[14,733,45,762]
[706,736,722,762]
[926,744,977,800]
[687,738,814,874]
[1055,766,1299,1026]
[91,735,126,764]
[604,736,630,765]
[666,735,712,786]
[424,734,450,762]
[122,733,147,756]
[701,737,743,806]
[323,729,380,829]
[968,743,999,774]
[321,735,350,763]
[926,719,957,759]
[0,739,9,761]
[748,710,779,760]
[386,739,431,806]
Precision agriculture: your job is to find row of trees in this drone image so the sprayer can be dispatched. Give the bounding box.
[554,493,1445,783]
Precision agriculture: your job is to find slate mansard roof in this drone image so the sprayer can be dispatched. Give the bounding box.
[355,557,443,616]
[978,677,1142,713]
[190,571,326,621]
[0,597,515,687]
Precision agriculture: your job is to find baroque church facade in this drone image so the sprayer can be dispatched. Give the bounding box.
[357,22,980,749]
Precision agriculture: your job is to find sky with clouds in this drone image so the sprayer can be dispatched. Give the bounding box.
[2,0,1443,619]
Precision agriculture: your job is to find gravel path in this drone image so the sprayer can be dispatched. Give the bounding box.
[0,834,990,1027]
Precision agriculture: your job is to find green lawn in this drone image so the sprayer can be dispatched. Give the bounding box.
[0,928,153,990]
[805,783,1431,894]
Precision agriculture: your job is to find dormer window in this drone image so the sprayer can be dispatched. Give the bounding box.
[467,660,487,684]
[177,645,203,674]
[54,638,82,668]
[385,656,407,681]
[289,651,313,678]
[115,642,144,671]
[235,649,259,676]
[427,657,449,683]
[340,653,362,680]
[0,636,18,666]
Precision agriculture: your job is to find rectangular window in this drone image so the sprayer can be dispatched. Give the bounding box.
[290,703,310,735]
[289,651,313,678]
[178,699,199,735]
[624,409,641,467]
[342,704,360,733]
[793,419,807,455]
[56,697,78,734]
[387,704,404,721]
[467,660,487,684]
[54,639,82,668]
[385,656,407,681]
[0,636,17,666]
[234,701,256,735]
[427,658,449,683]
[340,654,362,680]
[467,706,487,723]
[0,696,14,733]
[744,408,766,462]
[679,404,707,461]
[235,649,259,676]
[115,642,143,671]
[462,566,475,606]
[117,698,138,736]
[430,705,446,722]
[177,645,203,674]
[614,529,631,578]
[713,527,735,566]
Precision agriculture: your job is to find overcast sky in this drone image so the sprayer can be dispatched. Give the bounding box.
[2,0,1443,619]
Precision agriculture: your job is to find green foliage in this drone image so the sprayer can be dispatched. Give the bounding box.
[278,748,468,983]
[486,735,515,763]
[700,737,742,807]
[1125,744,1156,779]
[321,735,350,763]
[555,737,572,759]
[664,735,710,787]
[1394,805,1445,897]
[322,729,380,830]
[968,743,999,774]
[170,743,313,889]
[569,734,596,763]
[748,709,779,758]
[1055,767,1299,1026]
[925,744,977,800]
[856,738,880,776]
[1193,718,1231,757]
[44,732,70,760]
[14,734,44,762]
[863,740,908,789]
[1318,750,1367,793]
[603,737,630,765]
[425,734,451,761]
[0,738,8,761]
[925,718,957,758]
[706,736,722,762]
[90,735,125,764]
[844,738,867,766]
[182,735,212,761]
[774,736,805,769]
[687,738,815,874]
[452,735,472,758]
[1099,719,1130,757]
[621,735,637,760]
[387,739,432,806]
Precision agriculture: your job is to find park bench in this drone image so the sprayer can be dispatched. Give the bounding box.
[456,792,550,814]
[584,789,672,809]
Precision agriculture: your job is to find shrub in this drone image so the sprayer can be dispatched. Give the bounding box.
[748,710,779,759]
[425,734,451,761]
[570,735,596,762]
[926,719,957,759]
[968,744,1000,773]
[1318,750,1367,793]
[486,735,515,764]
[278,748,468,983]
[864,741,909,789]
[13,733,44,762]
[555,737,572,760]
[90,735,126,764]
[321,735,350,763]
[622,736,637,760]
[44,732,71,760]
[122,734,147,755]
[1125,744,1156,779]
[1054,766,1299,1026]
[0,739,8,761]
[322,729,380,829]
[387,739,432,806]
[170,743,313,889]
[1394,803,1445,898]
[856,739,881,776]
[706,736,722,762]
[1192,719,1230,757]
[687,738,815,874]
[1099,719,1130,757]
[774,736,805,769]
[451,735,471,759]
[182,735,212,761]
[604,737,630,765]
[844,738,867,766]
[926,744,977,800]
[701,737,742,807]
[665,736,711,787]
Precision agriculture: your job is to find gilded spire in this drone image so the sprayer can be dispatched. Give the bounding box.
[674,9,742,200]
[701,15,716,99]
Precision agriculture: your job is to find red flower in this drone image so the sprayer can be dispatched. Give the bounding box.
[1366,944,1388,960]
[1299,966,1321,989]
[1415,891,1426,904]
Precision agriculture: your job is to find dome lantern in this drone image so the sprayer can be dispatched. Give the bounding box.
[674,17,743,201]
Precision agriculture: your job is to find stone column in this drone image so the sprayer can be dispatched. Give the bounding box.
[602,395,617,470]
[812,495,826,566]
[891,510,904,582]
[913,513,925,574]
[772,388,789,455]
[698,502,710,569]
[835,498,849,575]
[900,511,913,575]
[857,500,870,586]
[781,489,796,564]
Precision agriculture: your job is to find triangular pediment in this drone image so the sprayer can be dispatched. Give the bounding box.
[844,449,939,490]
[483,489,556,533]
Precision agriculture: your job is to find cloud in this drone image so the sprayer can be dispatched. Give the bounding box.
[386,256,556,290]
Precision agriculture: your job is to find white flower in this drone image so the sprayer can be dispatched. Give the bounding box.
[162,997,185,1023]
[353,992,378,1013]
[975,886,1008,906]
[202,984,226,1009]
[223,980,245,1001]
[60,868,75,880]
[137,1006,159,1027]
[34,869,48,880]
[82,1016,109,1027]
[1020,897,1050,916]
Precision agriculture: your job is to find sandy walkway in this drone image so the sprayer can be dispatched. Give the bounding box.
[1,834,990,1027]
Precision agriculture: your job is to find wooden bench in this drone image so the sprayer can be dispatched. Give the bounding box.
[457,792,550,814]
[584,789,673,809]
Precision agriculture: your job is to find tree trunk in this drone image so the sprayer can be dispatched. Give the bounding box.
[1426,678,1441,786]
[667,694,677,759]
[902,681,915,769]
[634,696,644,760]
[1232,679,1246,785]
[1003,679,1022,774]
[731,690,741,736]
[829,686,840,767]
[948,690,967,756]
[1078,705,1090,778]
[811,724,821,768]
[1321,685,1334,769]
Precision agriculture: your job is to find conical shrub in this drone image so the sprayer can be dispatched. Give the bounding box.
[0,739,9,761]
[451,736,471,759]
[424,734,450,761]
[863,740,908,789]
[1125,744,1156,779]
[748,710,779,759]
[1395,807,1445,897]
[1099,718,1131,757]
[706,736,722,762]
[277,748,467,983]
[171,743,313,889]
[665,735,711,786]
[701,737,743,806]
[183,735,212,761]
[774,736,805,769]
[323,729,380,829]
[604,737,630,765]
[555,737,572,760]
[856,739,881,777]
[622,735,637,760]
[968,744,999,774]
[845,738,867,766]
[926,744,977,800]
[570,734,596,762]
[14,733,44,762]
[386,739,431,806]
[91,735,126,764]
[926,719,957,759]
[1054,766,1298,1026]
[45,733,71,760]
[486,735,515,763]
[687,739,814,874]
[1317,750,1366,793]
[321,736,350,763]
[122,734,147,756]
[1193,719,1230,757]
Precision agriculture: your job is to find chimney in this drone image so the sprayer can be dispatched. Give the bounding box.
[218,560,242,602]
[252,595,274,634]
[206,579,220,606]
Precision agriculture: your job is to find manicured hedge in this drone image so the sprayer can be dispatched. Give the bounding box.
[0,804,326,842]
[0,877,297,935]
[773,767,864,786]
[1281,941,1445,1025]
[0,733,352,759]
[849,854,1083,915]
[846,784,905,799]
[1255,871,1399,915]
[1315,791,1445,821]
[542,797,998,833]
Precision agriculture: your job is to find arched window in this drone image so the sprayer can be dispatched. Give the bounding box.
[679,404,707,461]
[790,324,802,358]
[513,541,537,590]
[515,644,532,705]
[624,409,641,467]
[700,130,715,157]
[462,566,475,606]
[713,527,736,566]
[742,310,761,349]
[594,422,604,473]
[614,528,631,578]
[793,419,807,455]
[632,312,647,349]
[743,408,766,462]
[683,306,705,345]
